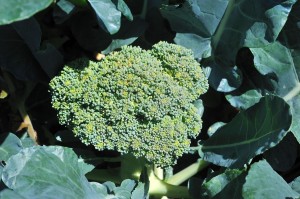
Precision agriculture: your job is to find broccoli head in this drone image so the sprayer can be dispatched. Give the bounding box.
[49,42,208,167]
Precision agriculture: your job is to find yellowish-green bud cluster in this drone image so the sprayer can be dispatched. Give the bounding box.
[49,42,208,167]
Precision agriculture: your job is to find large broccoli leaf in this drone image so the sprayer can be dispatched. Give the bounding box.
[0,0,53,25]
[0,133,23,162]
[201,95,291,168]
[161,0,296,92]
[200,169,245,198]
[226,2,300,143]
[0,18,63,81]
[1,146,98,199]
[88,0,133,35]
[0,145,148,199]
[243,160,299,199]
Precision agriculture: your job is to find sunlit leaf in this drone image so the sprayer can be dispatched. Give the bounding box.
[243,160,299,199]
[201,95,291,168]
[2,146,99,199]
[0,133,22,162]
[200,169,244,198]
[102,18,147,54]
[0,0,53,25]
[162,0,296,92]
[88,0,121,34]
[290,176,300,194]
[116,0,133,21]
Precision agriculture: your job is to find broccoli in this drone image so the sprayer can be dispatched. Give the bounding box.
[49,41,208,167]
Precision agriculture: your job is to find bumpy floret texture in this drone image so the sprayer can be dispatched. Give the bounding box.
[50,42,208,167]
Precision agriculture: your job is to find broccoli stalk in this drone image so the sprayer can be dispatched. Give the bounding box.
[50,41,209,198]
[86,155,210,198]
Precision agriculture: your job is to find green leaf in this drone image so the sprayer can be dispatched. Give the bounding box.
[264,133,297,172]
[103,181,116,193]
[200,169,244,198]
[226,89,262,110]
[88,0,121,34]
[12,19,63,78]
[224,47,277,111]
[188,177,204,199]
[174,33,211,59]
[20,136,36,149]
[133,167,149,199]
[0,23,46,81]
[114,186,131,199]
[207,122,226,137]
[89,182,107,197]
[2,146,99,199]
[120,179,136,192]
[162,0,296,92]
[289,176,300,194]
[102,18,147,54]
[0,18,63,81]
[193,99,204,118]
[35,42,64,78]
[131,182,147,199]
[0,133,22,162]
[57,0,75,14]
[88,179,142,198]
[242,160,299,199]
[162,1,228,38]
[53,1,76,24]
[250,41,300,142]
[70,11,111,51]
[73,149,104,169]
[213,172,246,199]
[68,0,87,7]
[0,189,27,199]
[0,0,53,25]
[201,95,292,168]
[78,157,95,175]
[204,62,242,92]
[279,3,300,143]
[247,2,300,142]
[251,42,293,76]
[116,0,133,21]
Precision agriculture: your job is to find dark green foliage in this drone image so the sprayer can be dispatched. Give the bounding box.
[0,0,300,198]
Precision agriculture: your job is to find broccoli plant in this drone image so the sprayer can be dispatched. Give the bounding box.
[49,41,209,198]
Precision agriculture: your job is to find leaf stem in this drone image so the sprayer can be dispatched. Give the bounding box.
[2,72,38,144]
[18,102,38,144]
[140,0,148,19]
[147,166,191,199]
[165,159,209,185]
[212,0,235,52]
[283,82,300,101]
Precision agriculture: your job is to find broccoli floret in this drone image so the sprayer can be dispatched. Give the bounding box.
[151,41,208,100]
[49,42,208,167]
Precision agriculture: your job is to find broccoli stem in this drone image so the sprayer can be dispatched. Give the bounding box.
[153,166,164,180]
[118,155,192,198]
[119,154,146,180]
[86,156,209,198]
[147,165,191,199]
[165,159,210,185]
